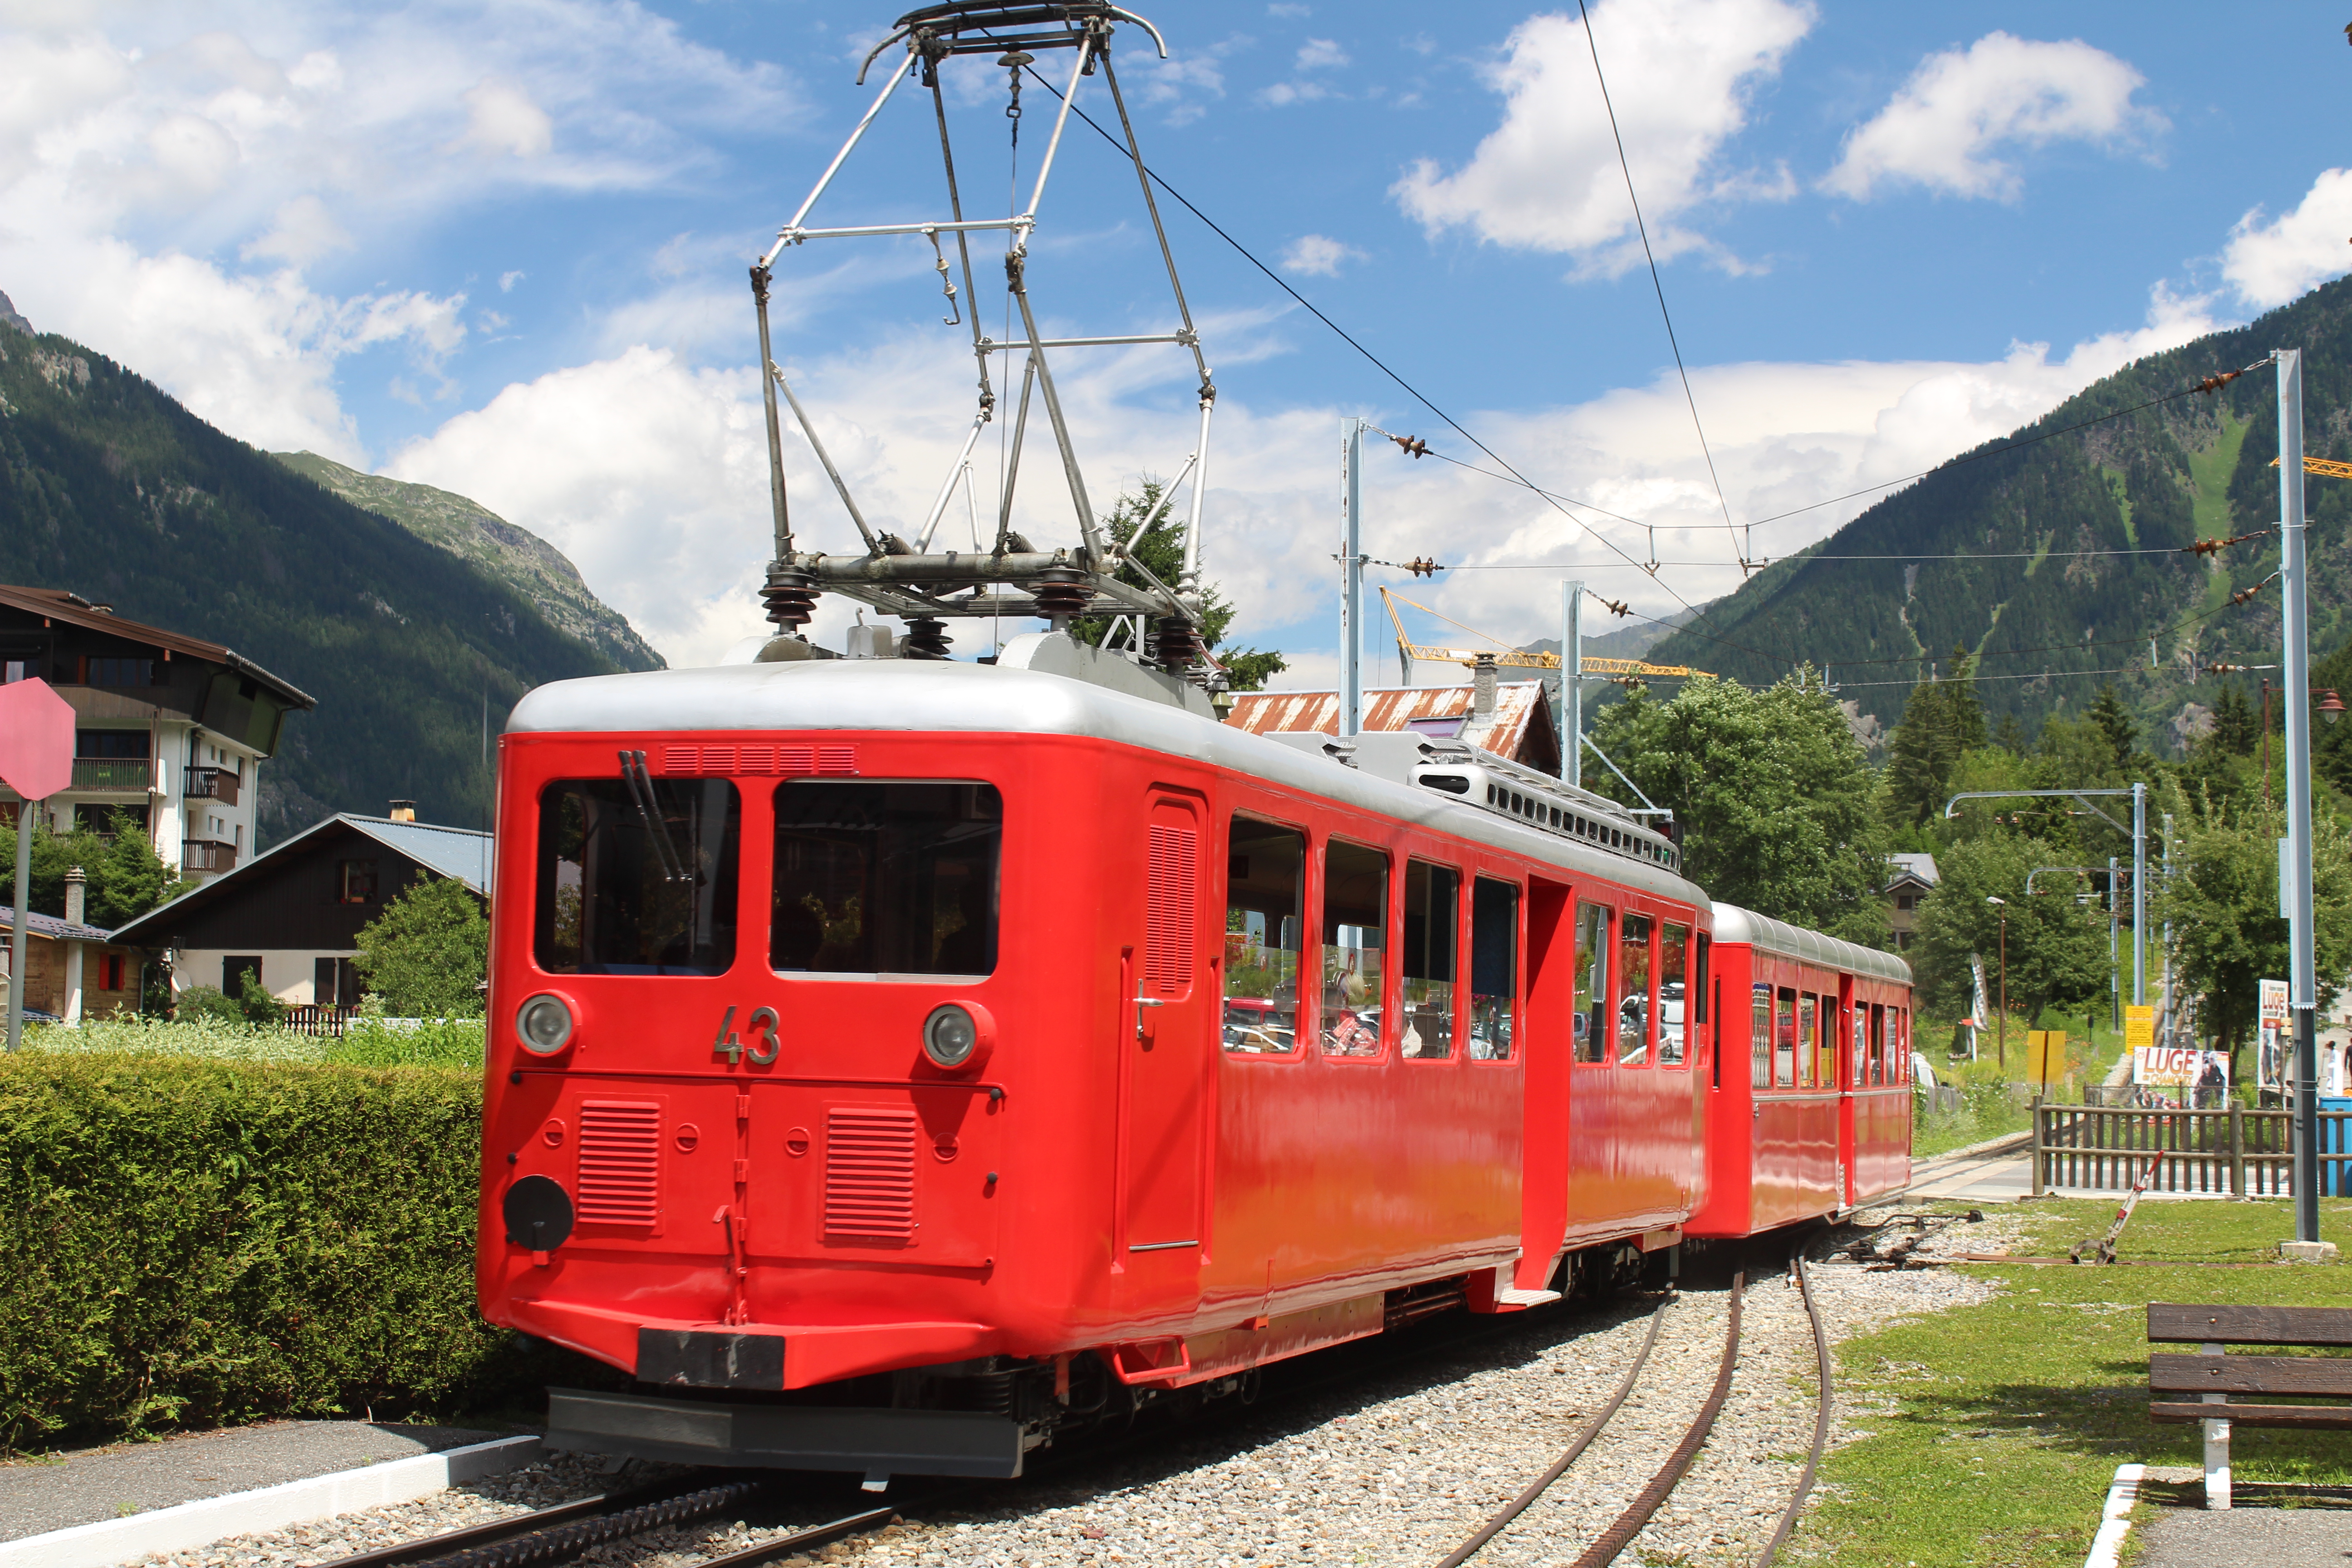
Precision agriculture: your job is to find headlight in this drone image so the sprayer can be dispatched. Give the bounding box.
[922,1003,979,1068]
[516,993,574,1055]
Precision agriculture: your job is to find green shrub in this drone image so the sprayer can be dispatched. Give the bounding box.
[0,1052,609,1449]
[172,985,244,1026]
[25,1014,325,1063]
[235,970,287,1027]
[330,1014,486,1069]
[356,877,488,1018]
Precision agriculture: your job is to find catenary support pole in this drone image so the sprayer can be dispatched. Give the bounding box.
[2279,348,2321,1242]
[2109,857,2122,1033]
[2133,782,2147,1007]
[6,798,32,1053]
[1339,417,1364,739]
[1563,580,1583,788]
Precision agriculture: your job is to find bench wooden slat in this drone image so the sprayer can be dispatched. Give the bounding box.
[2150,1352,2352,1396]
[2147,1303,2352,1346]
[2151,1401,2352,1427]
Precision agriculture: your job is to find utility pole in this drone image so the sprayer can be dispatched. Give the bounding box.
[2132,781,2147,1006]
[2278,349,2323,1248]
[2162,812,2176,1049]
[2109,856,2122,1033]
[1339,417,1365,739]
[1562,580,1583,788]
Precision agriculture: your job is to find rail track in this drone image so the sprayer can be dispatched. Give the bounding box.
[310,1247,1838,1568]
[1439,1249,1836,1568]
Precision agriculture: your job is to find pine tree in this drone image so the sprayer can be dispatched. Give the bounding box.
[1069,484,1287,691]
[1883,648,1985,826]
[2210,684,2258,755]
[2086,683,2136,767]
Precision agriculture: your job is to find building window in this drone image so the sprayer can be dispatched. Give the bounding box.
[314,956,360,1007]
[83,657,155,687]
[103,954,125,991]
[340,859,379,903]
[75,730,152,759]
[74,803,148,836]
[224,955,262,998]
[1895,892,1916,911]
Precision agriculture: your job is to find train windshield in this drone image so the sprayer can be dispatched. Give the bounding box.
[771,781,1002,976]
[535,779,741,975]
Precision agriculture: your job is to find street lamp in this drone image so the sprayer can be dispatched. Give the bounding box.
[1986,896,2008,1070]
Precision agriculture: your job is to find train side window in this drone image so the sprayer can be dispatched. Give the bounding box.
[1797,995,1818,1086]
[536,777,740,976]
[771,782,1001,976]
[1470,878,1520,1059]
[1869,1003,1886,1086]
[1852,1005,1868,1088]
[1223,818,1305,1054]
[1321,840,1389,1057]
[1658,922,1690,1066]
[1401,862,1459,1058]
[1896,1009,1909,1082]
[1775,988,1797,1087]
[1617,913,1654,1066]
[1750,984,1772,1089]
[1817,998,1838,1087]
[1573,902,1610,1063]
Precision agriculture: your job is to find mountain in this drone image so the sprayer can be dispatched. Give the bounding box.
[1642,278,2352,756]
[271,452,662,676]
[0,309,657,843]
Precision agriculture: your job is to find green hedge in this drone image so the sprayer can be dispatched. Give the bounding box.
[0,1052,604,1449]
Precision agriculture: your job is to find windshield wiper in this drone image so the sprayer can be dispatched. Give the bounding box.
[618,750,691,884]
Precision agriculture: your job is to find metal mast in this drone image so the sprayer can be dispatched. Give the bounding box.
[747,2,1217,681]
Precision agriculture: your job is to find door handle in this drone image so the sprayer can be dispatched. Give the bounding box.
[1136,995,1166,1041]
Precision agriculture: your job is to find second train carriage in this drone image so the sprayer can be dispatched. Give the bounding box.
[477,647,1911,1483]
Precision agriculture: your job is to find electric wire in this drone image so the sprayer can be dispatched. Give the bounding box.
[984,37,2271,681]
[1575,0,1744,570]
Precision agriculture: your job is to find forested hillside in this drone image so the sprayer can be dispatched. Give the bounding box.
[0,320,649,843]
[1645,276,2352,755]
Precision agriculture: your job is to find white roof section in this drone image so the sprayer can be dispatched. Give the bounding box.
[1712,902,1913,985]
[1886,853,1940,888]
[110,813,490,946]
[509,661,1710,907]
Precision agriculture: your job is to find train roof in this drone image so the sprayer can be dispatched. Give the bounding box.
[1711,903,1912,985]
[509,658,1710,908]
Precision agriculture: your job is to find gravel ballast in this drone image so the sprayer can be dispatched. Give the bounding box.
[118,1205,2006,1568]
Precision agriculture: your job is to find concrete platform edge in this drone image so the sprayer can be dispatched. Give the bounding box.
[2083,1461,2144,1568]
[0,1433,543,1568]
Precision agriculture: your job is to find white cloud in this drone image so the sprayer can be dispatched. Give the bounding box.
[453,78,553,159]
[2222,169,2352,309]
[1295,38,1347,71]
[1280,234,1365,277]
[499,270,526,292]
[0,3,799,465]
[1393,0,1812,275]
[1824,33,2157,202]
[242,193,353,265]
[380,277,2220,674]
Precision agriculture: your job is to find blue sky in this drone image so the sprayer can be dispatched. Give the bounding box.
[5,1,2348,682]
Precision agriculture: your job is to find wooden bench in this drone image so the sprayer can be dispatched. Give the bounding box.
[2148,1303,2352,1509]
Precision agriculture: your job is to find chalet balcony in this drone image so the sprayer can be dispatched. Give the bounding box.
[182,838,238,874]
[184,766,242,806]
[71,758,153,792]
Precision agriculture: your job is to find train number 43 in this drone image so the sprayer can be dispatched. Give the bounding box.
[712,1004,781,1066]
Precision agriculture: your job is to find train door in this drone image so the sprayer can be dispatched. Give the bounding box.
[1836,974,1857,1207]
[1119,792,1209,1271]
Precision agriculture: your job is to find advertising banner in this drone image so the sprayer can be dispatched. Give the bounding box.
[2124,1005,2156,1052]
[2258,979,2290,1093]
[2135,1045,2233,1103]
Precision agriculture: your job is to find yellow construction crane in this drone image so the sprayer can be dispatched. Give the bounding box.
[1378,588,1712,687]
[2269,456,2352,479]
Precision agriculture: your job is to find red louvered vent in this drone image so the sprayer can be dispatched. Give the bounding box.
[655,744,852,777]
[577,1100,661,1225]
[1144,823,1197,995]
[824,1107,918,1243]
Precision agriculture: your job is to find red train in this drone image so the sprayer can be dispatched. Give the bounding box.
[478,653,1912,1485]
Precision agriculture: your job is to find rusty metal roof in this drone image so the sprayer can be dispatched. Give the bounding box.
[1225,683,1558,773]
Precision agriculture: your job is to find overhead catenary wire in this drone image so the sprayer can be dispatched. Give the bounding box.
[991,38,2269,673]
[1575,0,1745,572]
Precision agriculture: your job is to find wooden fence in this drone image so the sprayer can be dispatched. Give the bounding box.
[280,1004,353,1038]
[2033,1102,2352,1196]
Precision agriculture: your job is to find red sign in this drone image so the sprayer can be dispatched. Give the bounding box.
[0,678,74,800]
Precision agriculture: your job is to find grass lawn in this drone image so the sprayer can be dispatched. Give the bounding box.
[1793,1197,2352,1567]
